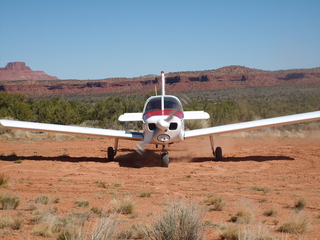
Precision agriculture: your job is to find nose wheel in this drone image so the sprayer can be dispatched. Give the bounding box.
[160,151,169,167]
[160,145,169,167]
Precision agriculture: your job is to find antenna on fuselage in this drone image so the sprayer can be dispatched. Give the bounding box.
[161,71,165,113]
[155,86,158,96]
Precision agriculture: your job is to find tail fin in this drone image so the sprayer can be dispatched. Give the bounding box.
[161,71,165,111]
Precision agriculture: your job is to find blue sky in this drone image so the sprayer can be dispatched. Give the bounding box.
[1,0,319,80]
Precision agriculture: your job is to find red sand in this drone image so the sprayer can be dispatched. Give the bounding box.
[1,133,320,239]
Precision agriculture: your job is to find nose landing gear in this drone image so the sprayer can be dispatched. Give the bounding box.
[160,145,169,167]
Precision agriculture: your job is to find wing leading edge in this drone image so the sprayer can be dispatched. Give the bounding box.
[0,120,143,140]
[185,110,320,138]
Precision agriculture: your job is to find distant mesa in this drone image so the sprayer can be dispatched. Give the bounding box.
[4,62,31,70]
[0,62,59,81]
[0,62,319,100]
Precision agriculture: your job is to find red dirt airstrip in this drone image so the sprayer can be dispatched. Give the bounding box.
[1,131,320,239]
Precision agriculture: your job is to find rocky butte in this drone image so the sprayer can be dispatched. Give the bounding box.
[0,62,59,81]
[0,62,319,100]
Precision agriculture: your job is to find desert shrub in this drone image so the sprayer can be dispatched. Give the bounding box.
[111,197,135,214]
[96,181,107,188]
[294,197,307,210]
[139,192,152,197]
[36,195,50,205]
[219,224,239,240]
[91,216,119,240]
[204,195,226,211]
[75,200,89,208]
[146,201,204,240]
[0,193,20,210]
[91,207,106,217]
[0,173,10,188]
[230,199,255,224]
[0,215,23,230]
[116,225,145,239]
[55,214,89,239]
[263,206,278,217]
[219,223,273,240]
[277,212,309,234]
[31,211,57,237]
[251,187,268,194]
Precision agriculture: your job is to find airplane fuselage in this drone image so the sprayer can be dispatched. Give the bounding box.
[142,95,185,145]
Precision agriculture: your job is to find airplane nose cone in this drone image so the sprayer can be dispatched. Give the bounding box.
[157,118,169,131]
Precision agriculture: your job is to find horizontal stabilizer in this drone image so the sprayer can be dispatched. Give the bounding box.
[0,119,143,140]
[118,113,143,122]
[184,111,210,120]
[185,110,320,138]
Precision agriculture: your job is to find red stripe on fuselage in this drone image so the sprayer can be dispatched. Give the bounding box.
[143,110,184,120]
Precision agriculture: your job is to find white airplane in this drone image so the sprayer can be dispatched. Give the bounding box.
[1,71,320,167]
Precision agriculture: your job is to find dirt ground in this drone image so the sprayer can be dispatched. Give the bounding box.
[1,131,320,239]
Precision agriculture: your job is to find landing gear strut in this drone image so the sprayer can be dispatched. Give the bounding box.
[160,145,169,167]
[210,136,223,161]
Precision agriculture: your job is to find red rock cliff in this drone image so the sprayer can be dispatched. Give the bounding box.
[0,62,59,81]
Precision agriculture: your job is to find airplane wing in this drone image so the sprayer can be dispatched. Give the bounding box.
[185,110,320,138]
[0,119,143,140]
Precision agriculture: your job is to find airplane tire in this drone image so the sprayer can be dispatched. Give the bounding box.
[215,147,223,161]
[107,147,114,162]
[160,152,169,167]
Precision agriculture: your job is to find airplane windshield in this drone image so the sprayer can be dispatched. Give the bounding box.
[145,96,183,112]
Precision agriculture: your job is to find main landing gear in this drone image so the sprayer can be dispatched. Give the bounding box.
[107,147,115,161]
[107,139,118,161]
[210,136,223,161]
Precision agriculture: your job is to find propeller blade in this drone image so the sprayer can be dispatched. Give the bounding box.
[135,128,158,155]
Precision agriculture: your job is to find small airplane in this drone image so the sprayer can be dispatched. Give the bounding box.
[1,71,320,167]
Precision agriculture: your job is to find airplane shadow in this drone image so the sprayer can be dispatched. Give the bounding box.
[191,155,294,163]
[0,153,294,168]
[0,154,108,163]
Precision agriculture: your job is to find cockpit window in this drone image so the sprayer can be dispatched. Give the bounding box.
[145,96,183,112]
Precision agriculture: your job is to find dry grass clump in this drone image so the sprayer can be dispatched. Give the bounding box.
[0,215,23,230]
[294,196,307,210]
[91,216,119,240]
[251,187,269,194]
[32,209,90,239]
[277,212,309,234]
[230,199,255,224]
[116,225,145,239]
[75,199,89,208]
[204,195,226,211]
[111,197,135,214]
[263,206,278,217]
[32,211,57,237]
[0,192,20,210]
[36,195,50,205]
[0,173,10,188]
[139,191,152,198]
[145,201,204,240]
[219,223,273,240]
